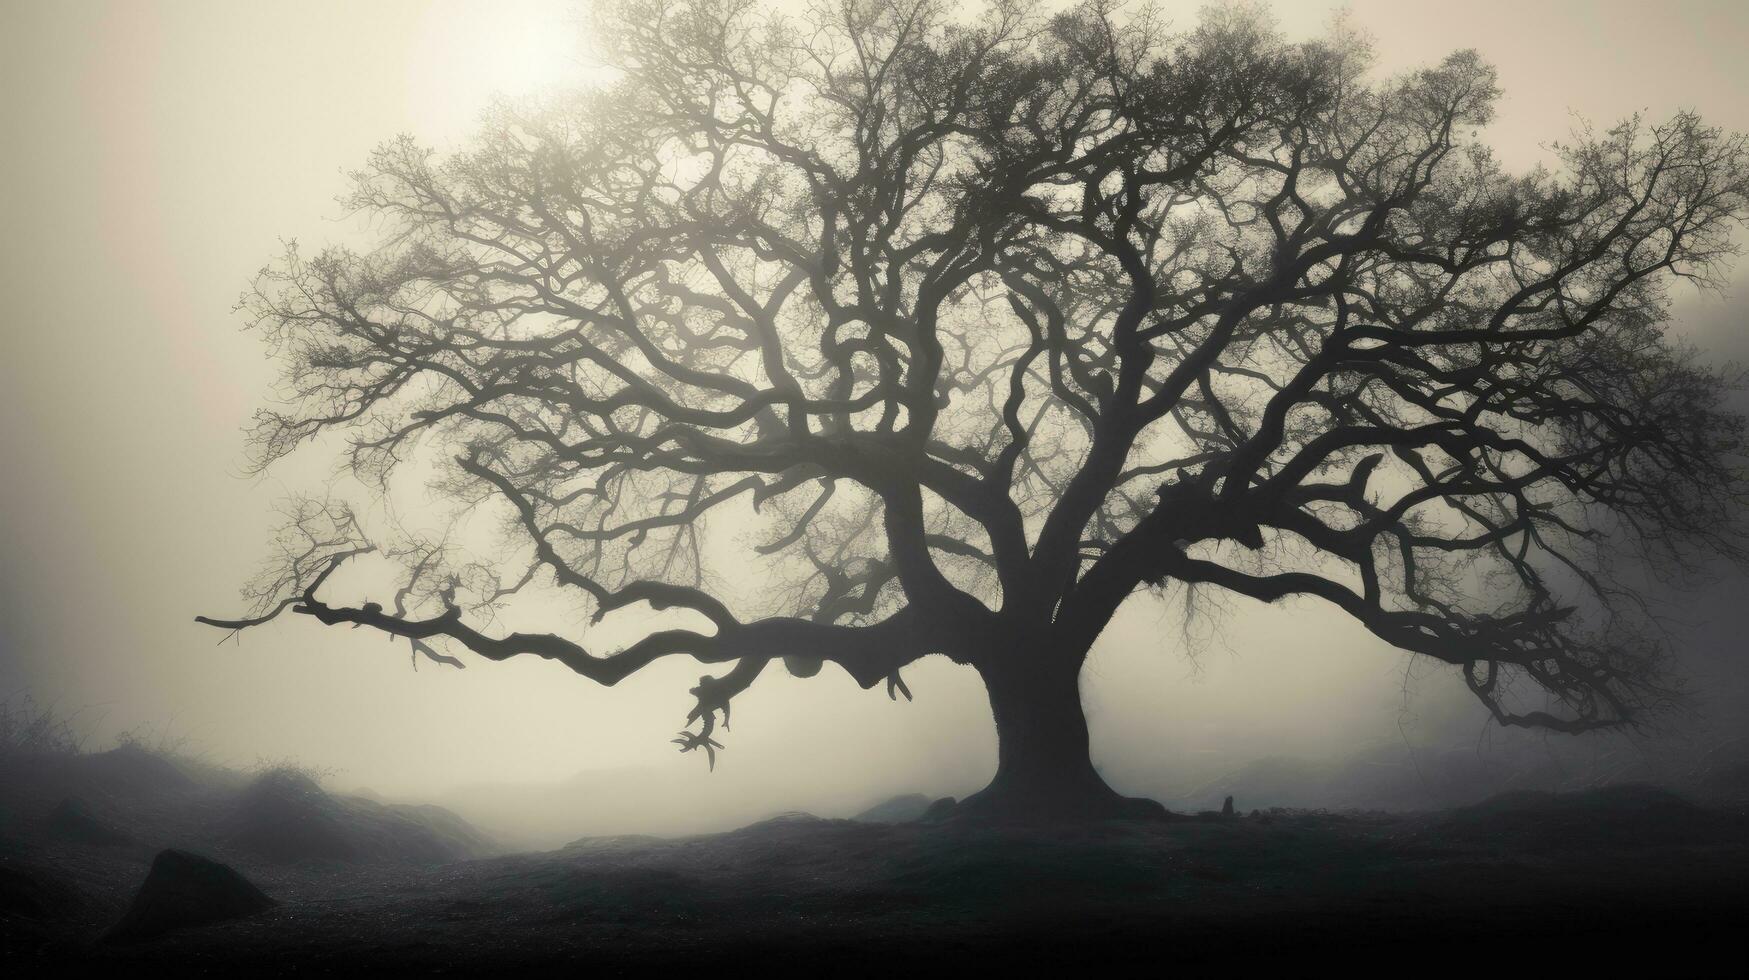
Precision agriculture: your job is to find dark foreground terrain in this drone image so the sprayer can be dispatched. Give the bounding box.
[3,746,1746,975]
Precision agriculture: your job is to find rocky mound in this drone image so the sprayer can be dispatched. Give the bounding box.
[74,742,195,796]
[853,793,936,823]
[1430,784,1743,851]
[104,849,275,943]
[226,768,359,863]
[341,797,499,864]
[45,796,133,846]
[226,768,494,865]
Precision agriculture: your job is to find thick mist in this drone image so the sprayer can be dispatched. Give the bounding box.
[4,0,1748,850]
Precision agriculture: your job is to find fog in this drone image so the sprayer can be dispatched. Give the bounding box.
[3,0,1748,848]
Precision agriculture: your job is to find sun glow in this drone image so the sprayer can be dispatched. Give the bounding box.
[405,0,606,135]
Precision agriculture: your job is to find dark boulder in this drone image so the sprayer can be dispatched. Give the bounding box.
[104,849,275,943]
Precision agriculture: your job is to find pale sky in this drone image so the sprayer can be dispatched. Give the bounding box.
[3,1,1747,832]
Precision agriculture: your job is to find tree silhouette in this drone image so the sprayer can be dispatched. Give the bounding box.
[201,0,1749,819]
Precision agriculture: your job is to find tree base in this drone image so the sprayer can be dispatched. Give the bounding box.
[936,778,1169,824]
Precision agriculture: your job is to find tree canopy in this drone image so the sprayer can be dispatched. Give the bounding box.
[203,0,1749,791]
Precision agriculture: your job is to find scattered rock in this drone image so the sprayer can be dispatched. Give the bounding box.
[853,793,935,823]
[45,796,133,846]
[104,849,275,943]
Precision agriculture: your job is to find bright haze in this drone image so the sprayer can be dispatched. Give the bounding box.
[4,0,1747,844]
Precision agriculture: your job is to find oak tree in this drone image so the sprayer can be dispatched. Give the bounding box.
[202,0,1749,819]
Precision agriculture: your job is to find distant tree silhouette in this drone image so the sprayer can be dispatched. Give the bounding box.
[202,0,1749,819]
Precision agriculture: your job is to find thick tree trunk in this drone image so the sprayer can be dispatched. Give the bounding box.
[955,652,1165,822]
